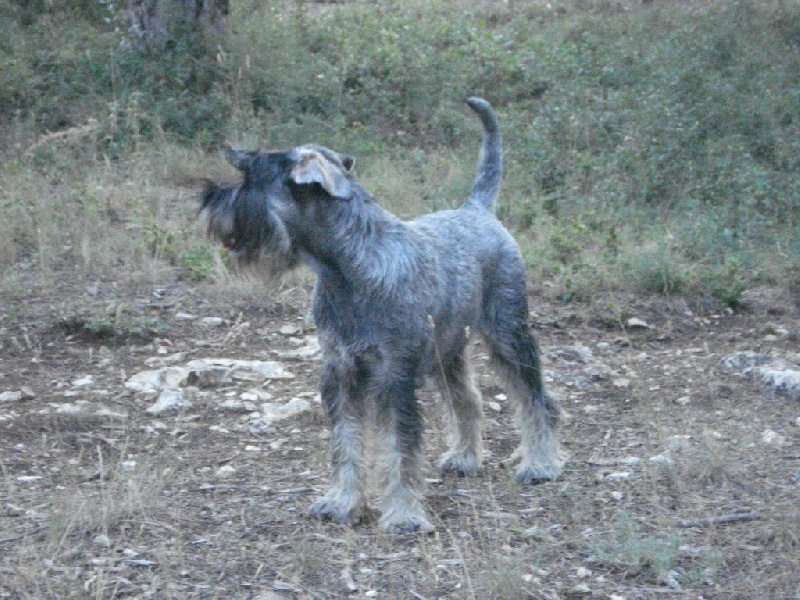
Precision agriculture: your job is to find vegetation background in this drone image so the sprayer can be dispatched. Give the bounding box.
[1,0,798,306]
[1,2,799,599]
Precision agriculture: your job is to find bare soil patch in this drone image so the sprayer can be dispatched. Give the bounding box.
[1,280,798,599]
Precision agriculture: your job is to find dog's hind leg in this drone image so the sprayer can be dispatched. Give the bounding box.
[436,348,483,477]
[374,374,433,533]
[480,285,564,484]
[309,362,366,524]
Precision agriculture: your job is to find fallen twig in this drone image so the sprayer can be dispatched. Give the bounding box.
[677,512,800,528]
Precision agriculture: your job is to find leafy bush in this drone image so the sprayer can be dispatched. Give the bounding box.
[1,0,798,302]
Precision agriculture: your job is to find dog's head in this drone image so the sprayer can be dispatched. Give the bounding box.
[200,143,356,275]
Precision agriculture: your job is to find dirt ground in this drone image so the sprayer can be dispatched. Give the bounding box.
[1,277,798,599]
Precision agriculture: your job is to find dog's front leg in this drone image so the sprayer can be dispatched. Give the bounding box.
[309,361,366,524]
[375,375,433,534]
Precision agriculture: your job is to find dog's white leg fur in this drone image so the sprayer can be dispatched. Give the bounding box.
[377,424,433,533]
[514,398,566,483]
[437,350,483,477]
[309,412,365,524]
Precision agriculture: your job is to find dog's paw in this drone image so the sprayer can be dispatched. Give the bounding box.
[309,496,363,525]
[438,450,480,477]
[379,513,434,535]
[515,462,562,485]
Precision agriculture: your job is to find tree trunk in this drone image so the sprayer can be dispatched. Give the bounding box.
[127,0,229,47]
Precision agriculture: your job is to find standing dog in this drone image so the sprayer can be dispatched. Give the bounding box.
[201,98,563,532]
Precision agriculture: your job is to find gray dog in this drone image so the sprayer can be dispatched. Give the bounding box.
[200,98,563,533]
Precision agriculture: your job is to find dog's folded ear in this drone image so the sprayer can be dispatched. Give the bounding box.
[223,142,257,172]
[290,147,354,200]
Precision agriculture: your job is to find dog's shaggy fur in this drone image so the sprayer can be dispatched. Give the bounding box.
[201,98,564,532]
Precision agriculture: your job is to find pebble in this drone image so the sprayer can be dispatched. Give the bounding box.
[762,430,786,446]
[215,464,236,478]
[649,453,673,465]
[0,391,23,402]
[145,390,187,416]
[201,317,225,327]
[627,317,652,329]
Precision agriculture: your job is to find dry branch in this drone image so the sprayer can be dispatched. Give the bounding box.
[677,512,800,528]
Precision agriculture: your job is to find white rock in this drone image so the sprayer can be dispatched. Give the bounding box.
[54,402,87,415]
[260,397,311,422]
[247,419,277,435]
[175,312,198,321]
[279,324,300,336]
[215,464,236,478]
[219,398,257,413]
[721,352,800,400]
[649,453,673,465]
[145,390,187,416]
[125,366,191,392]
[201,317,225,327]
[71,376,94,387]
[627,317,652,329]
[762,430,786,446]
[126,359,294,393]
[0,391,23,403]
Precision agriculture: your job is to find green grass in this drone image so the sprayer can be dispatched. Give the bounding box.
[1,0,798,303]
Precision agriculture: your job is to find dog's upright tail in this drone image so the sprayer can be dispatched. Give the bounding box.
[465,97,503,211]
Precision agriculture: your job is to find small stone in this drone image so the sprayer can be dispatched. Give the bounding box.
[259,397,311,422]
[0,391,23,403]
[675,395,691,405]
[92,534,112,547]
[54,402,86,415]
[20,387,36,400]
[576,566,592,579]
[71,376,94,387]
[201,317,225,327]
[762,430,786,446]
[610,491,624,501]
[279,324,301,336]
[522,526,556,542]
[487,401,502,412]
[218,398,256,413]
[649,453,673,465]
[175,312,198,321]
[627,317,651,329]
[596,341,611,350]
[215,464,236,478]
[613,378,631,388]
[145,389,187,416]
